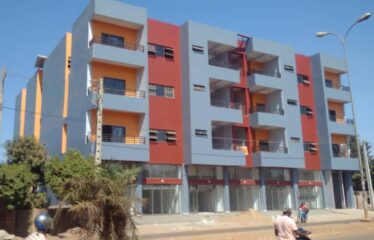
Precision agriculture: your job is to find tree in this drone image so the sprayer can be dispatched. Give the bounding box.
[45,150,139,240]
[0,164,38,209]
[5,136,47,178]
[351,139,374,191]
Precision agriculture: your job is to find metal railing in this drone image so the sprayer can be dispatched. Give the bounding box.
[333,150,358,158]
[212,137,248,151]
[89,36,145,52]
[248,69,281,78]
[102,134,146,144]
[250,105,284,115]
[325,81,350,92]
[104,88,145,98]
[330,117,354,125]
[210,100,243,110]
[252,141,288,153]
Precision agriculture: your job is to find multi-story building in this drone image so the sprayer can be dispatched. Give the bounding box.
[13,0,359,214]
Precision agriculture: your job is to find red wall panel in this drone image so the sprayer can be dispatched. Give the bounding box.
[148,19,183,165]
[296,54,321,170]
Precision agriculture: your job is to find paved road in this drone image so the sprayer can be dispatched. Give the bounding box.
[319,231,374,240]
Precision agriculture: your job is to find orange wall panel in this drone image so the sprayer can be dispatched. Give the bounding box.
[91,20,137,44]
[251,93,266,109]
[325,71,340,87]
[34,70,43,141]
[19,88,27,137]
[91,62,137,91]
[63,32,72,118]
[328,101,344,120]
[331,134,347,144]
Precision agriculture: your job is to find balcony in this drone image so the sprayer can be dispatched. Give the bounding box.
[252,141,288,154]
[92,134,149,162]
[102,134,146,144]
[331,147,359,170]
[89,36,146,68]
[251,105,284,115]
[324,81,351,103]
[328,117,355,135]
[250,107,286,129]
[209,100,243,123]
[247,70,285,94]
[212,137,249,155]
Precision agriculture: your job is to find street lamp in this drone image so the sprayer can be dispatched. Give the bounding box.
[316,12,371,220]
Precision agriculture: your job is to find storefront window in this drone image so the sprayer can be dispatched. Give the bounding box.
[142,185,180,214]
[229,185,260,211]
[298,170,321,181]
[298,186,324,209]
[266,185,293,210]
[143,164,180,178]
[228,167,259,180]
[264,168,291,181]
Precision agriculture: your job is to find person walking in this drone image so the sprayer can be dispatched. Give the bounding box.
[274,208,311,240]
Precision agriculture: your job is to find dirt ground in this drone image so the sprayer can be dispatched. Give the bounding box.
[29,210,374,240]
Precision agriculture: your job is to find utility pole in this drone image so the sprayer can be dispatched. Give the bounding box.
[363,142,374,211]
[94,78,103,165]
[0,68,7,131]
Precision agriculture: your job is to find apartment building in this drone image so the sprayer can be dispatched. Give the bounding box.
[13,0,359,214]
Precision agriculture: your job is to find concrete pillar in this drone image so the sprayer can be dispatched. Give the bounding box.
[259,168,267,211]
[343,171,356,208]
[135,168,143,214]
[322,170,335,209]
[181,164,190,213]
[291,169,299,209]
[223,167,230,212]
[339,171,347,208]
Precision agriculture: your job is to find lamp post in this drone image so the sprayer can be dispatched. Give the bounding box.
[316,12,371,220]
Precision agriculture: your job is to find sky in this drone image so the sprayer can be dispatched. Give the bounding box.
[0,0,374,160]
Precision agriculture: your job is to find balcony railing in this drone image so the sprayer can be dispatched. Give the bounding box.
[248,69,281,78]
[250,105,284,115]
[325,82,350,92]
[89,36,145,52]
[332,150,357,158]
[212,137,248,153]
[102,134,146,144]
[104,88,145,98]
[211,100,243,110]
[329,117,354,125]
[252,141,288,153]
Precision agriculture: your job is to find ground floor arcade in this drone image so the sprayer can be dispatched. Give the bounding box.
[130,165,355,214]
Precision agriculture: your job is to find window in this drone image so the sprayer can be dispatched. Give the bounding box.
[164,47,174,59]
[188,165,219,179]
[103,125,126,143]
[325,79,333,88]
[291,137,300,142]
[67,56,71,69]
[304,142,318,153]
[332,144,340,157]
[329,110,336,121]
[193,84,205,91]
[259,141,270,151]
[195,129,208,137]
[300,105,313,116]
[149,84,175,98]
[149,129,176,142]
[228,167,259,180]
[284,65,294,72]
[264,168,291,181]
[101,33,124,48]
[103,77,126,95]
[148,43,174,59]
[297,74,310,85]
[143,164,179,178]
[287,99,297,105]
[192,45,204,53]
[148,44,156,55]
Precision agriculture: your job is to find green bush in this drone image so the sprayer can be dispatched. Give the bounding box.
[0,164,38,210]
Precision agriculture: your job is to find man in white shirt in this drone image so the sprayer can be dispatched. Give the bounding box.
[274,208,311,240]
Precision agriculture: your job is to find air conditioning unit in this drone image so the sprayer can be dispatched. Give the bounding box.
[309,143,318,152]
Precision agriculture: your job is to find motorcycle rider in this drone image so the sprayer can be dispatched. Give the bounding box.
[25,212,53,240]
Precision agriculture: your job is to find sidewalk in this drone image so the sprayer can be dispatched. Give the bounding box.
[136,209,374,240]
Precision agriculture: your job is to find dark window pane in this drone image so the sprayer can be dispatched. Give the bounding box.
[156,85,165,96]
[102,33,124,48]
[332,144,340,157]
[104,77,126,95]
[325,79,333,88]
[157,130,166,141]
[156,45,164,57]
